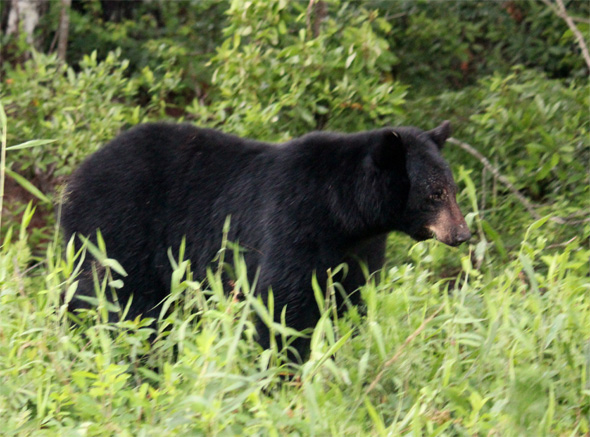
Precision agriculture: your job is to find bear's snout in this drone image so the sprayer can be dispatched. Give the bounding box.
[453,225,472,245]
[427,202,471,247]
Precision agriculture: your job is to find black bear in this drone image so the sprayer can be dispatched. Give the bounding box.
[62,121,470,361]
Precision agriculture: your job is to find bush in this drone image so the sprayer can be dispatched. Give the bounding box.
[191,1,406,140]
[377,0,589,91]
[466,70,589,203]
[0,49,184,181]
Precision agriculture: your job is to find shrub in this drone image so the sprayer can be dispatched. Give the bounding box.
[0,49,183,181]
[190,1,406,140]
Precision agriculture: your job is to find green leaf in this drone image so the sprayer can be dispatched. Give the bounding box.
[5,168,50,203]
[345,53,356,69]
[79,234,128,277]
[364,398,386,434]
[536,153,559,180]
[544,314,566,349]
[528,216,551,234]
[0,101,6,131]
[6,139,56,150]
[518,253,539,293]
[102,259,128,278]
[481,220,507,260]
[108,279,125,289]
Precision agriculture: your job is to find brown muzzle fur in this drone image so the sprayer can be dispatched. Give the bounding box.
[427,199,471,247]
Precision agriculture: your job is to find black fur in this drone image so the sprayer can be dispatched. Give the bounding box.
[62,122,467,360]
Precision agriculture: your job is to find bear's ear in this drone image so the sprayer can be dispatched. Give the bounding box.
[371,130,405,169]
[427,120,452,149]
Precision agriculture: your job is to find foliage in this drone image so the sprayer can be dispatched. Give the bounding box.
[375,0,590,91]
[0,213,588,435]
[0,0,589,434]
[465,70,589,203]
[191,0,406,140]
[36,0,227,101]
[0,49,182,180]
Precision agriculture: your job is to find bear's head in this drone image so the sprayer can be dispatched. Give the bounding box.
[368,121,471,247]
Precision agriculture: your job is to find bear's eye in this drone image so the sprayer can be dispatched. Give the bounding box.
[430,189,446,201]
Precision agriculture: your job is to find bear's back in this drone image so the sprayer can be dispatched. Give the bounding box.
[62,123,273,234]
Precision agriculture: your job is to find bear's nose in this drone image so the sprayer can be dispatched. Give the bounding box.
[454,227,472,244]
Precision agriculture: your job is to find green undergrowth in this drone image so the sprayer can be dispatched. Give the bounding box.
[0,205,588,435]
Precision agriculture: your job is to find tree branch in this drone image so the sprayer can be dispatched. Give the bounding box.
[541,0,590,70]
[306,0,326,39]
[448,137,590,225]
[447,137,543,221]
[57,0,71,64]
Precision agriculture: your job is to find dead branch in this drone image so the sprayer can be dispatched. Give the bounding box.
[447,137,543,220]
[448,137,590,225]
[540,0,590,70]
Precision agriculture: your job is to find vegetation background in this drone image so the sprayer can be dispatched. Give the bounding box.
[0,0,588,435]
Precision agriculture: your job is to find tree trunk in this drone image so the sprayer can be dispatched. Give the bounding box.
[57,0,71,64]
[5,0,43,45]
[306,0,327,39]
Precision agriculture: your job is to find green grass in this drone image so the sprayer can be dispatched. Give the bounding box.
[0,207,588,435]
